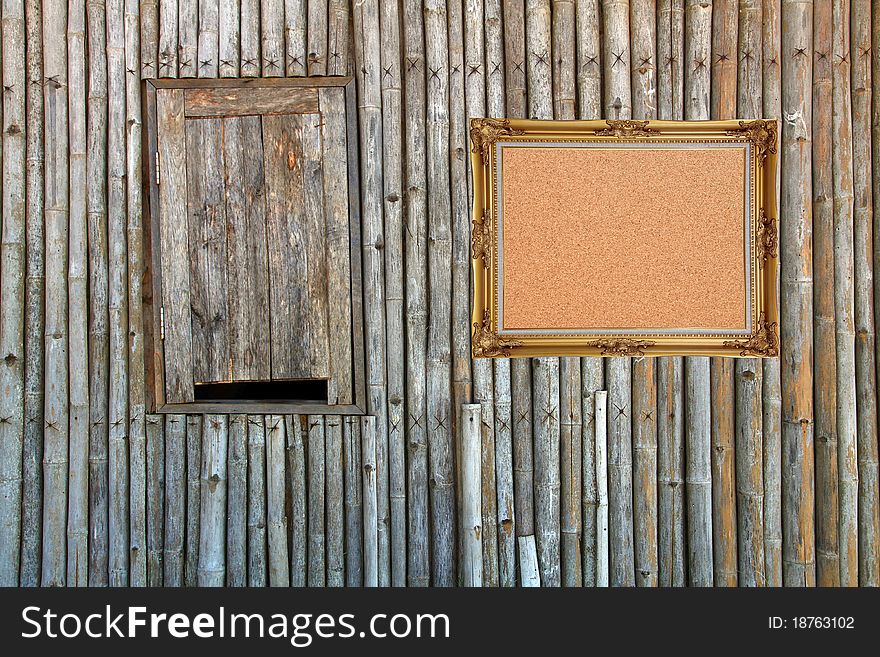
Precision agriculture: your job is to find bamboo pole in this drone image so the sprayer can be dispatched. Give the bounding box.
[326,416,344,587]
[353,0,392,586]
[0,0,26,587]
[504,0,527,116]
[832,0,858,587]
[851,0,880,586]
[241,0,259,76]
[197,415,227,587]
[595,391,609,587]
[575,0,601,123]
[761,0,783,587]
[518,535,540,586]
[197,0,218,77]
[41,0,70,588]
[658,0,685,120]
[184,415,202,586]
[125,0,146,588]
[218,0,239,76]
[607,359,634,587]
[20,0,44,588]
[811,0,838,587]
[283,0,305,75]
[602,0,631,118]
[307,0,327,75]
[265,415,289,586]
[869,0,880,590]
[327,0,349,76]
[226,415,247,587]
[552,0,576,119]
[362,415,379,587]
[140,0,158,78]
[247,415,267,587]
[146,415,164,586]
[307,415,326,586]
[461,404,483,587]
[379,0,406,588]
[424,0,454,587]
[780,0,816,587]
[286,415,306,585]
[179,0,196,76]
[158,0,177,76]
[85,0,109,590]
[163,415,185,586]
[344,416,363,586]
[402,0,429,587]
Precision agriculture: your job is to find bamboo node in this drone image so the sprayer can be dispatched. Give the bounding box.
[584,338,656,356]
[725,120,778,163]
[472,310,523,358]
[757,208,778,262]
[594,120,659,137]
[470,118,525,165]
[723,312,779,356]
[472,210,492,267]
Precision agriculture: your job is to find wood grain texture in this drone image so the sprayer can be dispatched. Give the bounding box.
[183,86,318,116]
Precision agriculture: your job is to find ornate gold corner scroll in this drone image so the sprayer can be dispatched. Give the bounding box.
[723,312,779,357]
[757,208,778,262]
[584,338,656,356]
[594,120,660,138]
[472,210,491,268]
[472,310,523,358]
[470,118,525,165]
[726,119,778,163]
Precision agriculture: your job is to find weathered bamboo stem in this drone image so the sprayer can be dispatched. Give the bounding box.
[326,416,344,587]
[163,415,185,586]
[266,416,289,586]
[283,0,305,75]
[343,416,363,586]
[218,0,239,76]
[518,534,540,586]
[869,0,880,590]
[0,0,27,587]
[576,0,601,123]
[41,0,70,588]
[736,362,766,585]
[657,358,686,586]
[379,0,406,588]
[226,415,247,587]
[20,0,45,588]
[811,0,838,587]
[832,0,858,587]
[353,0,392,586]
[197,415,227,587]
[657,0,685,120]
[761,0,783,587]
[184,415,202,586]
[146,415,164,586]
[240,0,259,76]
[607,359,634,586]
[327,0,349,76]
[851,0,880,586]
[286,415,306,586]
[157,0,177,76]
[630,0,657,120]
[780,0,816,587]
[307,0,327,75]
[140,0,158,78]
[307,415,326,586]
[362,415,379,587]
[552,0,576,119]
[595,391,609,587]
[246,415,267,587]
[504,0,527,117]
[707,0,738,589]
[197,0,218,77]
[179,0,196,76]
[461,404,483,587]
[602,0,631,118]
[402,0,429,587]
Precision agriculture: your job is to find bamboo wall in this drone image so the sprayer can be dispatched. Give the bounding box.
[0,0,878,587]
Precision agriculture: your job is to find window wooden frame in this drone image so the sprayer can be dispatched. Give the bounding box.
[470,118,779,358]
[142,77,366,413]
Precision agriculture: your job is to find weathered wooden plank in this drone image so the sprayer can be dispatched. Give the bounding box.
[226,414,247,586]
[222,116,271,381]
[163,414,186,586]
[184,414,202,586]
[307,415,326,586]
[247,415,268,587]
[185,118,229,384]
[286,414,307,586]
[343,416,363,586]
[266,415,289,586]
[146,415,165,586]
[326,416,344,587]
[156,89,193,403]
[184,86,319,117]
[198,415,227,586]
[461,404,483,587]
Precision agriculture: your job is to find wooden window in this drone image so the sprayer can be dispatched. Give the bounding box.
[143,78,365,414]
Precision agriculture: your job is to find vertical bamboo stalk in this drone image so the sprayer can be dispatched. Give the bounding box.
[461,404,483,587]
[266,415,289,586]
[851,0,880,586]
[658,0,685,120]
[518,534,540,586]
[552,0,576,118]
[20,0,45,588]
[158,0,177,76]
[780,0,816,587]
[603,0,632,118]
[402,0,429,587]
[283,0,304,75]
[631,0,657,120]
[683,0,714,587]
[247,415,267,587]
[607,360,634,586]
[184,414,202,586]
[197,0,218,76]
[146,415,164,586]
[504,0,527,116]
[869,0,880,589]
[362,415,378,587]
[812,0,838,587]
[179,0,196,76]
[761,0,783,587]
[0,0,26,587]
[140,0,158,77]
[218,0,240,76]
[226,415,247,587]
[595,391,609,588]
[325,416,344,587]
[379,0,406,589]
[576,0,601,122]
[344,416,363,586]
[197,415,227,587]
[285,415,306,586]
[327,0,350,76]
[240,0,259,76]
[707,0,738,589]
[307,0,328,75]
[307,415,326,586]
[163,415,185,586]
[41,0,70,588]
[86,0,109,590]
[832,0,858,587]
[353,0,392,586]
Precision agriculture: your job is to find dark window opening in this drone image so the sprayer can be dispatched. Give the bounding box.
[193,379,329,403]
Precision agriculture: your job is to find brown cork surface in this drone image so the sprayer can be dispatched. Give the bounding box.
[500,145,748,332]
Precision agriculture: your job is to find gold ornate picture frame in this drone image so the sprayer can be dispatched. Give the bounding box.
[470,118,779,358]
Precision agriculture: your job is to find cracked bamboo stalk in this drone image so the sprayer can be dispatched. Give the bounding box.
[140,0,158,78]
[595,391,609,587]
[226,415,247,587]
[343,417,363,586]
[240,0,258,77]
[362,415,378,587]
[326,416,344,586]
[266,415,288,586]
[197,0,218,77]
[178,0,196,76]
[307,415,326,586]
[307,0,327,75]
[146,414,164,586]
[197,415,227,587]
[163,415,185,586]
[184,415,202,586]
[286,415,306,585]
[461,404,483,587]
[327,0,349,76]
[247,415,267,587]
[218,0,240,76]
[283,0,305,75]
[158,0,177,76]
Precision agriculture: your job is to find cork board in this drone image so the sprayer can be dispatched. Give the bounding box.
[499,145,748,332]
[469,118,780,358]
